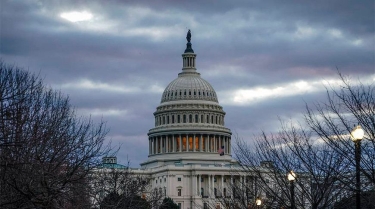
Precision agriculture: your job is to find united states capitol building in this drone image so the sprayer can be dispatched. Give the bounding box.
[135,31,245,209]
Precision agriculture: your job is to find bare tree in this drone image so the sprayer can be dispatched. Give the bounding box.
[305,73,375,186]
[224,124,347,209]
[0,62,110,208]
[89,159,163,209]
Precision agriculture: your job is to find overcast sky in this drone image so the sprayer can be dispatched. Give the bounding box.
[1,0,374,167]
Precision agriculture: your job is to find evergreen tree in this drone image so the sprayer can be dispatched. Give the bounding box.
[159,197,179,209]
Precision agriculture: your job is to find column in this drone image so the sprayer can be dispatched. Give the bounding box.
[214,136,216,152]
[244,175,247,201]
[200,134,203,152]
[161,136,164,154]
[193,134,196,152]
[198,175,202,196]
[191,175,197,197]
[156,137,159,154]
[208,175,211,197]
[166,135,169,153]
[219,136,221,151]
[179,135,182,152]
[240,176,243,197]
[172,135,175,152]
[221,175,224,197]
[212,175,215,198]
[224,137,227,154]
[230,175,233,198]
[153,137,156,154]
[148,137,152,155]
[229,138,231,155]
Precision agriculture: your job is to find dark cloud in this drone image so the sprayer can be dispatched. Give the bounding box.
[1,0,373,167]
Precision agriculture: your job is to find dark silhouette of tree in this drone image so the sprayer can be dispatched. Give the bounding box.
[100,192,150,209]
[0,62,110,208]
[159,197,179,209]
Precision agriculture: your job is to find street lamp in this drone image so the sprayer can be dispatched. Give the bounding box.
[288,170,296,209]
[351,125,364,209]
[255,197,262,209]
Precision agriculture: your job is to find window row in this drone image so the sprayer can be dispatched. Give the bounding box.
[162,89,217,101]
[155,113,224,126]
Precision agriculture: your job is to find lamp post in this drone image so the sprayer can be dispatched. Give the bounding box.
[288,170,296,209]
[255,197,262,209]
[351,125,364,209]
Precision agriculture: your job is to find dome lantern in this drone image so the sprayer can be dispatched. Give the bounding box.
[182,29,197,73]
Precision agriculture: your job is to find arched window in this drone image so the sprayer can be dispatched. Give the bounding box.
[183,115,186,123]
[184,90,186,95]
[201,115,203,123]
[189,115,192,123]
[211,115,213,123]
[216,116,218,124]
[167,116,170,124]
[194,90,196,95]
[172,115,175,123]
[189,90,191,95]
[195,114,198,123]
[163,116,165,124]
[178,115,180,123]
[207,115,209,124]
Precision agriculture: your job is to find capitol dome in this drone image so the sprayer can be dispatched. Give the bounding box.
[142,30,232,167]
[161,74,218,103]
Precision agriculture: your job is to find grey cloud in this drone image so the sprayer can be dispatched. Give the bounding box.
[1,0,373,166]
